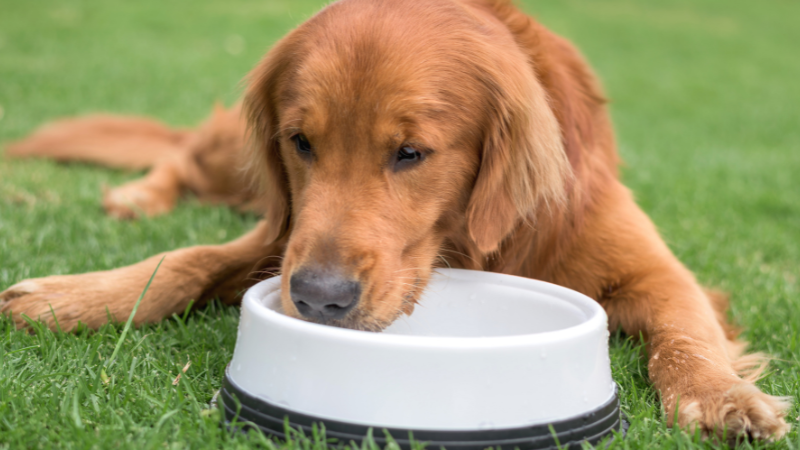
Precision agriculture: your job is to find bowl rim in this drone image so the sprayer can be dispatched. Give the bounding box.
[242,268,606,350]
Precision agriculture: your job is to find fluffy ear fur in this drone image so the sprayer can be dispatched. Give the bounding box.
[242,37,297,244]
[466,51,572,254]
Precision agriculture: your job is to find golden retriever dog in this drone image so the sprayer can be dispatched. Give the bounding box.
[0,0,790,441]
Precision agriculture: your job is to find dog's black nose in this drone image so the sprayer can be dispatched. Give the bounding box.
[289,267,361,321]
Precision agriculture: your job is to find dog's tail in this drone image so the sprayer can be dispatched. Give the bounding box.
[4,115,193,170]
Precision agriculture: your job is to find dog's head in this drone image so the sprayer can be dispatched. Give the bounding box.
[245,0,571,331]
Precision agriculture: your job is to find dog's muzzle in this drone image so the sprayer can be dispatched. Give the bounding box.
[289,266,361,321]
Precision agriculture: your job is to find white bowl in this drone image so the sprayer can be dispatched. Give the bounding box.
[221,269,621,448]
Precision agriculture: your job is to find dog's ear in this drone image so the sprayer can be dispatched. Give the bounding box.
[243,37,297,244]
[466,59,572,254]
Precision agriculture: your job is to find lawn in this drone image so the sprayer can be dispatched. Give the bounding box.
[1,0,799,448]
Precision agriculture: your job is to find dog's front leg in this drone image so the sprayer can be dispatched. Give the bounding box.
[0,220,283,331]
[605,268,791,441]
[578,188,793,441]
[548,184,792,441]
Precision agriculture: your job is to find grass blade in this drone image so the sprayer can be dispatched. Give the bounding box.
[106,256,165,368]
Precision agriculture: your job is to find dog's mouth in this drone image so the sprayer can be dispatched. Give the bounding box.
[289,275,425,332]
[299,308,395,332]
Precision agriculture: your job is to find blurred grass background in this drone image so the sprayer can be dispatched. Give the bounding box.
[1,0,798,448]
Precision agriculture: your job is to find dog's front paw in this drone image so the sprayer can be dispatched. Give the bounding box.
[0,275,116,330]
[668,382,791,441]
[102,182,176,219]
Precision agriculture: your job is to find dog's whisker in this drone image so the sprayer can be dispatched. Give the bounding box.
[438,247,480,265]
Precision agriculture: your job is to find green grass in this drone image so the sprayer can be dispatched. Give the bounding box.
[1,0,798,448]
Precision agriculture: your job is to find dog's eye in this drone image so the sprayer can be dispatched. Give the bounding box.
[292,134,313,159]
[394,146,424,171]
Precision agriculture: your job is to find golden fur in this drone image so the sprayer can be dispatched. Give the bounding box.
[7,104,257,218]
[1,0,790,441]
